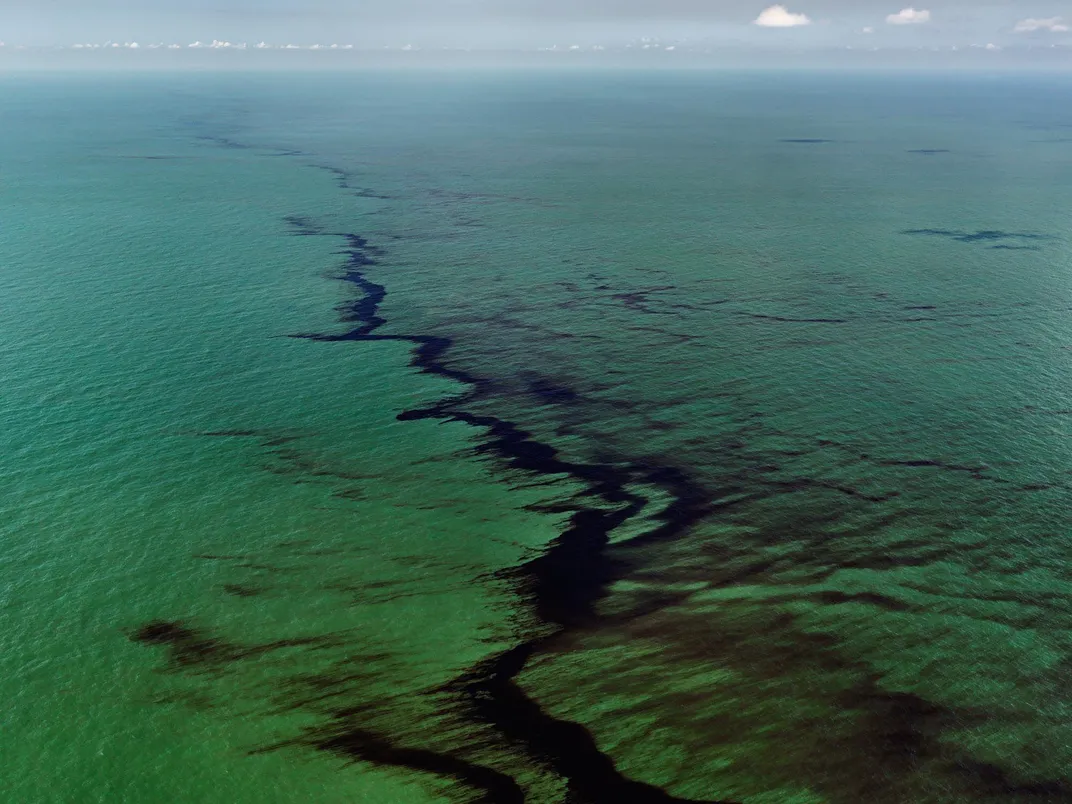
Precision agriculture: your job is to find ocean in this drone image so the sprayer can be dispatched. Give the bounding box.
[4,69,1072,803]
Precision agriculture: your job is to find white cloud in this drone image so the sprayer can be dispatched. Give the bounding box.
[862,26,875,33]
[754,5,812,28]
[886,8,931,25]
[1014,17,1069,33]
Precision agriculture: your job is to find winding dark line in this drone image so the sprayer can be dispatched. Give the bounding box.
[456,645,727,804]
[287,215,736,803]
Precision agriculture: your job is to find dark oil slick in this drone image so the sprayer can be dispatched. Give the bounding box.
[135,196,738,802]
[8,72,1072,804]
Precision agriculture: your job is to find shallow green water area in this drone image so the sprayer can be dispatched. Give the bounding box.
[5,72,1072,803]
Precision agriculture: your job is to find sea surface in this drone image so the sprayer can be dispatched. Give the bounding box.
[4,70,1072,803]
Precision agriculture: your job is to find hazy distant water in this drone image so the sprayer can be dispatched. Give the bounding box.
[5,71,1072,803]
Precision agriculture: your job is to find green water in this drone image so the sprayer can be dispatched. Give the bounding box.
[4,71,1072,802]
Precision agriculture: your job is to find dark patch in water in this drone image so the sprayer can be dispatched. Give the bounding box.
[907,149,950,155]
[453,646,734,804]
[780,138,835,144]
[132,621,236,668]
[957,761,1072,800]
[626,325,700,344]
[812,590,910,612]
[195,135,250,151]
[902,229,1051,245]
[877,458,996,482]
[192,136,303,159]
[309,163,392,200]
[741,313,849,324]
[524,374,582,405]
[223,583,263,598]
[131,621,338,672]
[761,476,899,504]
[848,689,954,770]
[283,215,324,236]
[121,155,194,160]
[1024,406,1072,416]
[309,726,527,804]
[609,285,678,316]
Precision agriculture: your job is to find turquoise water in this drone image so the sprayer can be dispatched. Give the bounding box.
[4,71,1072,802]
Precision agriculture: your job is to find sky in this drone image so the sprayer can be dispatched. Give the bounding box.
[3,1,1072,60]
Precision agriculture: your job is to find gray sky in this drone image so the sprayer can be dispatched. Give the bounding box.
[3,0,1071,52]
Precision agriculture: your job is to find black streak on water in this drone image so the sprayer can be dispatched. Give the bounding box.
[282,209,736,803]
